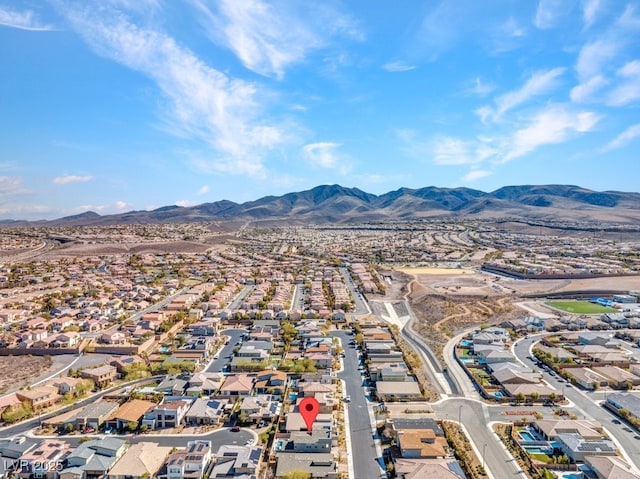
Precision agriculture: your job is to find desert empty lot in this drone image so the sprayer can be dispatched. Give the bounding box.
[0,355,53,395]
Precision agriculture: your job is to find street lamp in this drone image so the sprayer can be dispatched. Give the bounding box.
[482,443,487,471]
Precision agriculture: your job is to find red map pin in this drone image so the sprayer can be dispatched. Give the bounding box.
[299,397,320,432]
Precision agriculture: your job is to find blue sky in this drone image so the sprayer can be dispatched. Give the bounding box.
[1,0,639,220]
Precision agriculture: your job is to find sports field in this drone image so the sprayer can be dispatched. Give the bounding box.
[546,300,618,314]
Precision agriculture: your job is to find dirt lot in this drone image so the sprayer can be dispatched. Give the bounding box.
[381,266,640,360]
[0,355,54,395]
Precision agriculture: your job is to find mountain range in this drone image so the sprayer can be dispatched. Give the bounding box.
[4,184,640,227]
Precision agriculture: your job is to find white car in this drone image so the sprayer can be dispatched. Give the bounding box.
[343,396,351,402]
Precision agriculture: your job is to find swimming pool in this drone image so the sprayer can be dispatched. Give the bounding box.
[519,430,535,442]
[460,340,473,347]
[524,446,552,454]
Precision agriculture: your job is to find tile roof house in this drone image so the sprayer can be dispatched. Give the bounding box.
[16,385,60,410]
[107,442,173,479]
[502,383,559,401]
[15,440,69,479]
[218,374,254,398]
[80,365,117,388]
[585,455,638,479]
[394,458,466,479]
[396,429,448,459]
[274,452,337,479]
[157,441,212,479]
[186,372,225,397]
[253,370,287,396]
[533,419,604,441]
[144,399,192,429]
[556,433,616,462]
[210,445,262,479]
[185,398,229,425]
[105,399,156,430]
[61,437,127,479]
[240,395,281,423]
[376,381,422,401]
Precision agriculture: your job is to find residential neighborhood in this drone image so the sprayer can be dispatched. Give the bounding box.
[1,221,640,479]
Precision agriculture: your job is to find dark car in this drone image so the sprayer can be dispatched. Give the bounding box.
[612,419,622,424]
[231,426,240,432]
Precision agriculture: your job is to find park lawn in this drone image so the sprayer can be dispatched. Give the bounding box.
[546,300,618,314]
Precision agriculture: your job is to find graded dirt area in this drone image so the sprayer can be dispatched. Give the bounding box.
[0,355,54,395]
[382,265,640,362]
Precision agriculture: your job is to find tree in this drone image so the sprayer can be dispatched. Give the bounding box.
[125,421,138,433]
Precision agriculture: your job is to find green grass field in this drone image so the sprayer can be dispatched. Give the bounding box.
[546,300,619,314]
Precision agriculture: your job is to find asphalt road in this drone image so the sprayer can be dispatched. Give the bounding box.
[432,399,527,479]
[331,331,383,479]
[206,329,246,373]
[227,286,255,310]
[339,267,370,315]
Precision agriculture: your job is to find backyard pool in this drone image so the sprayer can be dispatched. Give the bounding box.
[524,446,552,454]
[460,340,474,347]
[519,430,535,442]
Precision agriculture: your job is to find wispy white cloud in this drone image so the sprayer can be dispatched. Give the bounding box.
[534,0,564,29]
[302,142,351,174]
[54,1,288,178]
[466,77,494,97]
[461,169,492,182]
[582,0,601,29]
[175,200,195,207]
[607,60,640,106]
[0,6,53,31]
[433,137,474,165]
[602,123,640,151]
[75,200,130,213]
[0,204,50,217]
[197,185,210,195]
[189,0,362,79]
[485,68,565,121]
[575,39,619,81]
[501,105,600,163]
[53,175,94,185]
[618,4,640,29]
[502,17,526,37]
[488,17,527,54]
[570,74,608,102]
[382,61,416,72]
[0,176,28,200]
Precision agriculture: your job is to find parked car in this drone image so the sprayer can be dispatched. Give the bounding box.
[343,396,351,402]
[231,426,240,432]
